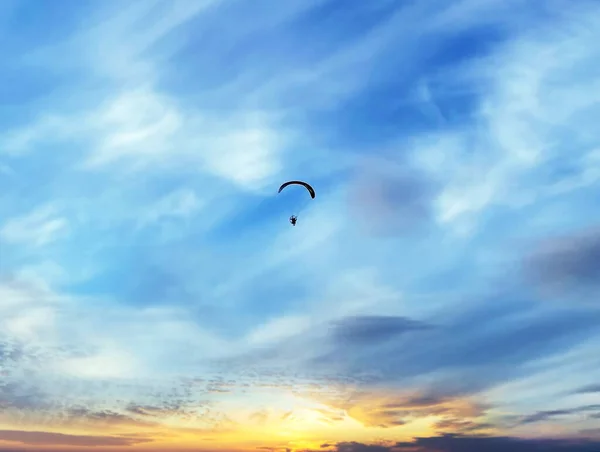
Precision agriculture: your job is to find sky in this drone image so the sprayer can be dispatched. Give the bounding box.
[1,0,600,451]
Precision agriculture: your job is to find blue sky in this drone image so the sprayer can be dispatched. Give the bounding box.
[1,0,600,451]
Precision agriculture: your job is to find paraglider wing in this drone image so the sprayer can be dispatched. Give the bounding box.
[277,180,316,198]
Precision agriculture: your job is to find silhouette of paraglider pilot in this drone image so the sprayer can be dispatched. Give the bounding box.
[289,215,297,226]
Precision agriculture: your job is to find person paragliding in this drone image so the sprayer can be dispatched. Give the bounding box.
[278,180,315,226]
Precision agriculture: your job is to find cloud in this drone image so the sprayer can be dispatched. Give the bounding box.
[320,391,488,429]
[1,4,293,207]
[312,435,600,452]
[59,348,142,380]
[516,405,600,426]
[525,226,600,299]
[22,0,220,84]
[0,429,152,447]
[124,400,204,421]
[0,276,63,344]
[0,275,233,430]
[347,156,439,237]
[573,384,600,395]
[227,291,600,424]
[406,434,600,452]
[330,315,432,346]
[332,442,391,452]
[72,89,286,192]
[246,315,313,346]
[60,407,158,429]
[136,188,203,228]
[0,115,72,156]
[406,0,600,234]
[0,204,68,247]
[249,409,269,426]
[433,419,493,434]
[0,382,48,411]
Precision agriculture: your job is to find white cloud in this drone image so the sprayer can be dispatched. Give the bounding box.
[407,3,600,233]
[13,261,68,288]
[201,118,285,191]
[0,205,68,247]
[80,91,287,191]
[137,188,203,228]
[5,306,57,344]
[4,86,287,196]
[0,0,291,196]
[3,0,539,201]
[0,274,235,389]
[82,88,184,168]
[59,348,141,380]
[246,315,312,346]
[24,0,221,83]
[0,277,63,345]
[0,115,73,156]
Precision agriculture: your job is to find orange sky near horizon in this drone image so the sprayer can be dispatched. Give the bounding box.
[0,387,496,452]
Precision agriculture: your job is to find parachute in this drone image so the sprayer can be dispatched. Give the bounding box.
[277,180,315,198]
[277,180,315,226]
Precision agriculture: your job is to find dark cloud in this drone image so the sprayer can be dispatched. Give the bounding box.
[519,409,573,425]
[385,394,449,409]
[0,381,48,410]
[125,400,198,419]
[526,226,600,297]
[433,419,493,433]
[348,157,439,237]
[517,404,600,426]
[231,293,600,402]
[126,404,159,416]
[334,442,392,452]
[331,316,432,346]
[406,434,600,452]
[64,406,156,428]
[573,384,600,394]
[312,435,600,452]
[314,296,600,398]
[0,429,152,447]
[256,447,291,452]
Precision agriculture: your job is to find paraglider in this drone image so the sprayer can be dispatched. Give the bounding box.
[278,180,316,199]
[278,180,315,226]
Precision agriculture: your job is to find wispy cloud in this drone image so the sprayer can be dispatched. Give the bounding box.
[0,205,68,247]
[0,429,152,447]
